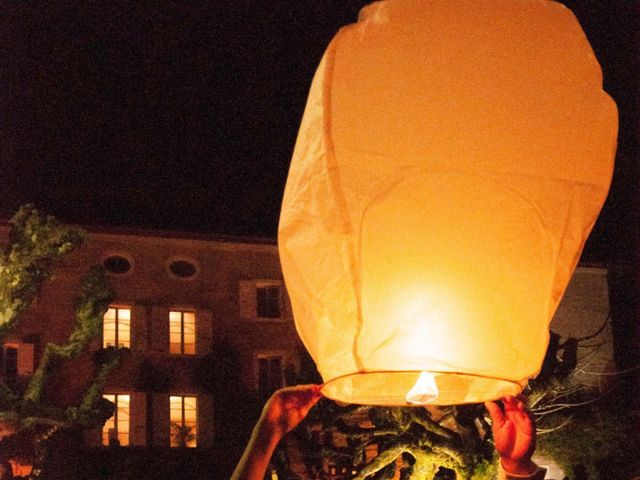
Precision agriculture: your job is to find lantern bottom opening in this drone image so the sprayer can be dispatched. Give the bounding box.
[321,370,523,406]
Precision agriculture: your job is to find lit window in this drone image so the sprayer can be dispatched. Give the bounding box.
[258,355,283,399]
[170,395,197,447]
[102,394,130,446]
[103,307,131,349]
[169,311,196,355]
[256,285,280,319]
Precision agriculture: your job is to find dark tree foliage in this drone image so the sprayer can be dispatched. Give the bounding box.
[0,206,125,479]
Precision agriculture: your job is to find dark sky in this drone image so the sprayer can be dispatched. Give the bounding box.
[1,1,637,262]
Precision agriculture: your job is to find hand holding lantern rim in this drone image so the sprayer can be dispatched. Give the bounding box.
[233,387,543,480]
[485,395,540,477]
[260,384,324,440]
[231,384,323,480]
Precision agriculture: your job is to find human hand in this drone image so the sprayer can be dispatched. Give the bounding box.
[485,395,537,476]
[231,386,322,480]
[260,384,323,440]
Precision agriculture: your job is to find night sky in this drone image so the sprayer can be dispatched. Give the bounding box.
[1,1,637,262]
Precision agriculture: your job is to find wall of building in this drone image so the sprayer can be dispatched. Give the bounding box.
[0,224,305,451]
[0,220,615,456]
[550,265,614,387]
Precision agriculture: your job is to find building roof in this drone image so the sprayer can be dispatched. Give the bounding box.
[0,217,277,246]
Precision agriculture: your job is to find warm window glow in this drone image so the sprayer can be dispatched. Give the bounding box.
[170,395,197,447]
[102,394,130,446]
[169,311,196,355]
[103,307,131,348]
[256,285,280,319]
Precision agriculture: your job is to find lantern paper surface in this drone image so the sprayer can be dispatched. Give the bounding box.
[279,0,617,405]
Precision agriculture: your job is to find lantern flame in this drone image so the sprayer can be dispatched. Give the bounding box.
[405,371,439,405]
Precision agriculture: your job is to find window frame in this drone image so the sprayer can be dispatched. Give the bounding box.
[1,345,18,379]
[168,310,196,355]
[103,305,132,349]
[256,352,285,399]
[102,393,131,446]
[255,281,282,320]
[101,252,135,276]
[169,395,198,448]
[0,343,34,378]
[165,256,200,281]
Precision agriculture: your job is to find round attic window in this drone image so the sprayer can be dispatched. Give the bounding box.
[168,259,198,279]
[103,255,132,274]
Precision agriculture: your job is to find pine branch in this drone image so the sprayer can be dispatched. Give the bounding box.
[0,205,85,341]
[408,448,440,480]
[536,415,574,435]
[20,417,67,430]
[353,444,407,480]
[79,351,121,412]
[23,267,114,403]
[0,382,18,406]
[408,408,458,442]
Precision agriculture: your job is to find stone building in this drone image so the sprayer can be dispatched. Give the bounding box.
[0,220,614,479]
[0,222,305,452]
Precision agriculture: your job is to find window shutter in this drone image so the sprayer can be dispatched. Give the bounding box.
[17,343,34,376]
[239,281,256,320]
[130,392,147,446]
[131,305,147,353]
[196,309,213,355]
[197,393,214,448]
[150,306,169,353]
[152,393,170,446]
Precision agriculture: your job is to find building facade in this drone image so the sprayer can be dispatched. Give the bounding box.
[0,221,614,470]
[0,223,306,452]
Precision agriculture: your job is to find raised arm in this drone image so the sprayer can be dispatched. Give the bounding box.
[231,384,323,480]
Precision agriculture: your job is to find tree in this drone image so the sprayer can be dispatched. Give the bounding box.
[276,327,639,480]
[170,423,196,448]
[528,322,640,479]
[277,399,496,480]
[0,205,124,478]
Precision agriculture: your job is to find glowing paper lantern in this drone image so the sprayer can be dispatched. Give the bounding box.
[279,0,617,405]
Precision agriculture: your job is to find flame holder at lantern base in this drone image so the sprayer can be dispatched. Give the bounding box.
[321,371,524,406]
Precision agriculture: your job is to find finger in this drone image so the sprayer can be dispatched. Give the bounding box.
[516,398,530,412]
[300,384,323,401]
[485,400,505,428]
[514,400,534,435]
[300,386,323,405]
[299,395,322,417]
[503,395,519,414]
[294,384,323,394]
[285,385,323,409]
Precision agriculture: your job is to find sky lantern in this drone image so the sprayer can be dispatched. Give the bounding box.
[278,0,618,405]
